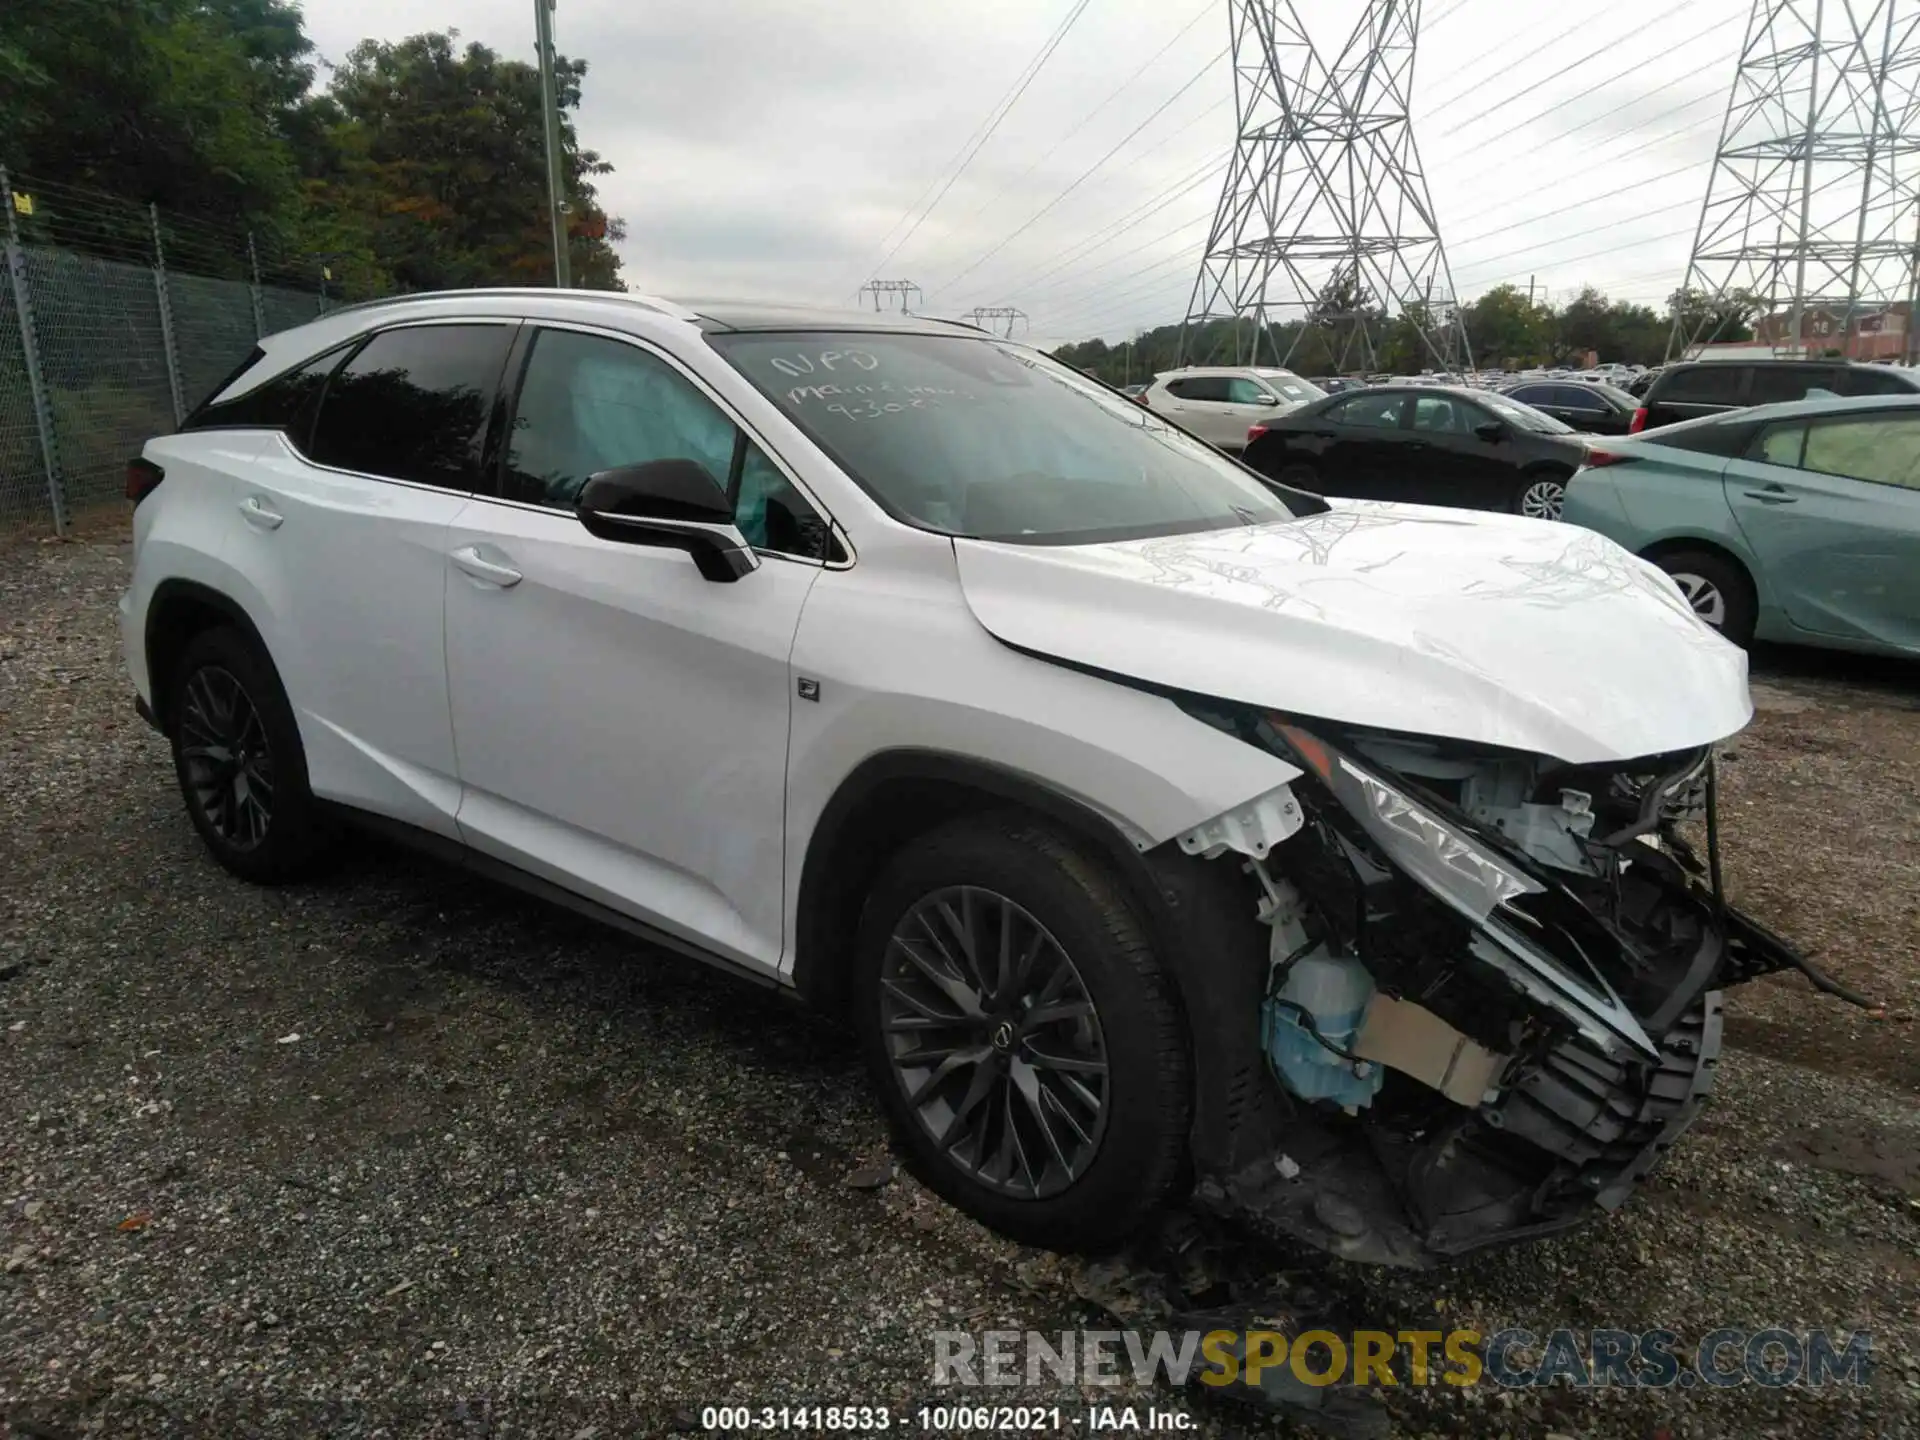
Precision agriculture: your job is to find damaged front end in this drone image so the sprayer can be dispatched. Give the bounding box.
[1167,705,1867,1269]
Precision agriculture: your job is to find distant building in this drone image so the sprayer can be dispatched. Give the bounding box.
[1748,300,1911,360]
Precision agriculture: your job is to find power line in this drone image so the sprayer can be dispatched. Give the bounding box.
[1455,160,1866,283]
[944,102,1233,307]
[1438,2,1725,136]
[933,0,1217,253]
[1421,9,1607,117]
[982,160,1227,306]
[928,46,1227,299]
[847,0,1094,296]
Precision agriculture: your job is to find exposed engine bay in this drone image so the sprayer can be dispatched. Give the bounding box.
[1167,704,1869,1267]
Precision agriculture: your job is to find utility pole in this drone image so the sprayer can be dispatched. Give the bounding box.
[536,0,571,288]
[1670,0,1920,361]
[1179,0,1470,374]
[859,279,921,313]
[963,305,1028,338]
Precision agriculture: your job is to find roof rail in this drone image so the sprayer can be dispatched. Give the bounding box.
[314,288,700,324]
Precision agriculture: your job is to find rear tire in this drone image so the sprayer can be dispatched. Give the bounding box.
[1651,549,1757,648]
[167,626,333,883]
[1513,469,1568,520]
[854,814,1190,1252]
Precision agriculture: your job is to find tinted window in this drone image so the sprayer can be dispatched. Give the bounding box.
[1505,384,1551,405]
[1643,416,1761,457]
[1659,365,1745,404]
[1553,385,1607,410]
[1479,394,1572,433]
[309,325,513,489]
[1225,378,1270,405]
[1167,376,1232,402]
[1803,413,1920,489]
[1329,392,1407,429]
[505,329,832,559]
[1840,366,1920,396]
[1411,395,1476,433]
[714,332,1316,545]
[186,344,350,443]
[1748,365,1836,406]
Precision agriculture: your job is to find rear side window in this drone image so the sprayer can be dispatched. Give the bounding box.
[1750,423,1807,467]
[1329,392,1406,429]
[1166,376,1230,402]
[308,324,515,490]
[1839,366,1919,396]
[184,345,349,441]
[1747,365,1836,406]
[1803,413,1920,489]
[1659,366,1745,404]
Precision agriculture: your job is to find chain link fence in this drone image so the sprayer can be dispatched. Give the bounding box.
[1,169,369,534]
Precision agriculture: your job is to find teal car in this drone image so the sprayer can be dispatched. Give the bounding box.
[1561,393,1920,655]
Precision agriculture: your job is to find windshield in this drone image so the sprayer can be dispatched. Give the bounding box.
[1255,370,1327,403]
[712,331,1321,544]
[1479,394,1575,434]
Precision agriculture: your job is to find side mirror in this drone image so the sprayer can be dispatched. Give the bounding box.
[1252,393,1280,406]
[575,459,759,583]
[1474,420,1507,443]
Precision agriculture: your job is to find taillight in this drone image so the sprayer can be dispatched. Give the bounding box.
[1246,423,1269,444]
[1581,448,1637,468]
[126,456,165,504]
[1628,407,1648,434]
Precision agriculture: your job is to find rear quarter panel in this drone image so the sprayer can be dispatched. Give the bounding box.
[121,432,271,706]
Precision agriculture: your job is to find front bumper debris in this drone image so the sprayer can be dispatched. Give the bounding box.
[1195,993,1724,1268]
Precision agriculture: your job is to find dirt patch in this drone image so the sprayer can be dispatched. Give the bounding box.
[1780,1117,1920,1196]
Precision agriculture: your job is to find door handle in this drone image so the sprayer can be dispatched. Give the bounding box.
[450,545,524,587]
[238,495,284,530]
[1743,486,1798,505]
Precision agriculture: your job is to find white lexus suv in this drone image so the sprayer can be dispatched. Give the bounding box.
[120,290,1852,1263]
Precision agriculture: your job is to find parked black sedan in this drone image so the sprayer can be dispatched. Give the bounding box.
[1241,385,1590,519]
[1498,378,1639,434]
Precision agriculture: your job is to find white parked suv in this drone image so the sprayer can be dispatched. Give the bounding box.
[1138,365,1324,450]
[121,290,1849,1261]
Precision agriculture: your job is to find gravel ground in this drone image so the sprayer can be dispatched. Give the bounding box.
[2,531,1917,1440]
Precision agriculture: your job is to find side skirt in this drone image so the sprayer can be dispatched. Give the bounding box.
[320,803,791,996]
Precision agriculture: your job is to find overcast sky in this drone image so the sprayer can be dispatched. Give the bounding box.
[297,0,1754,348]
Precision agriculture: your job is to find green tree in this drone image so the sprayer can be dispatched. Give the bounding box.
[304,31,624,293]
[1667,286,1760,345]
[1,0,312,229]
[1464,284,1552,367]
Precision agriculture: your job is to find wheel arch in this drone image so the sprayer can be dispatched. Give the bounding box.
[793,750,1177,1017]
[144,579,274,735]
[1636,535,1761,602]
[792,748,1287,1180]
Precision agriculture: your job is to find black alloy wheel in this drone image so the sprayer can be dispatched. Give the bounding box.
[877,885,1109,1200]
[168,626,333,883]
[177,663,275,850]
[856,815,1190,1252]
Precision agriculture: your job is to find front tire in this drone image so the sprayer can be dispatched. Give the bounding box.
[855,815,1190,1252]
[1652,549,1757,648]
[167,626,333,883]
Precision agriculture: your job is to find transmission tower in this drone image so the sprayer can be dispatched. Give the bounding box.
[859,279,922,313]
[1672,0,1920,360]
[963,305,1029,337]
[1179,0,1470,374]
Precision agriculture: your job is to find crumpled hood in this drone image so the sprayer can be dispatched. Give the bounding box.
[953,501,1752,763]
